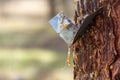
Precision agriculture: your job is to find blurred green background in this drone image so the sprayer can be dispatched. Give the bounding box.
[0,0,74,80]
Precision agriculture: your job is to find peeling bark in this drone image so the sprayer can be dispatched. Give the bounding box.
[73,0,120,80]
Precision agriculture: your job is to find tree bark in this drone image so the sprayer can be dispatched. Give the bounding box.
[73,0,120,80]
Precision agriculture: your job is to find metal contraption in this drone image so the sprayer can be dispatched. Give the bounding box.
[49,7,103,46]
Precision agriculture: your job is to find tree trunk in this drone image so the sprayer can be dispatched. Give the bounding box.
[49,0,55,17]
[73,0,120,80]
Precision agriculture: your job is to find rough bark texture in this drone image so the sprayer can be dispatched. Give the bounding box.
[73,0,120,80]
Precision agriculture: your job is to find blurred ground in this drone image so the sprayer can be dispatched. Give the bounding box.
[0,0,74,80]
[0,49,73,80]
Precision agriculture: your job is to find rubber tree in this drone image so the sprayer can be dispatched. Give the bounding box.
[73,0,120,80]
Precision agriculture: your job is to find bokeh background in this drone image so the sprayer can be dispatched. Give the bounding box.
[0,0,74,80]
